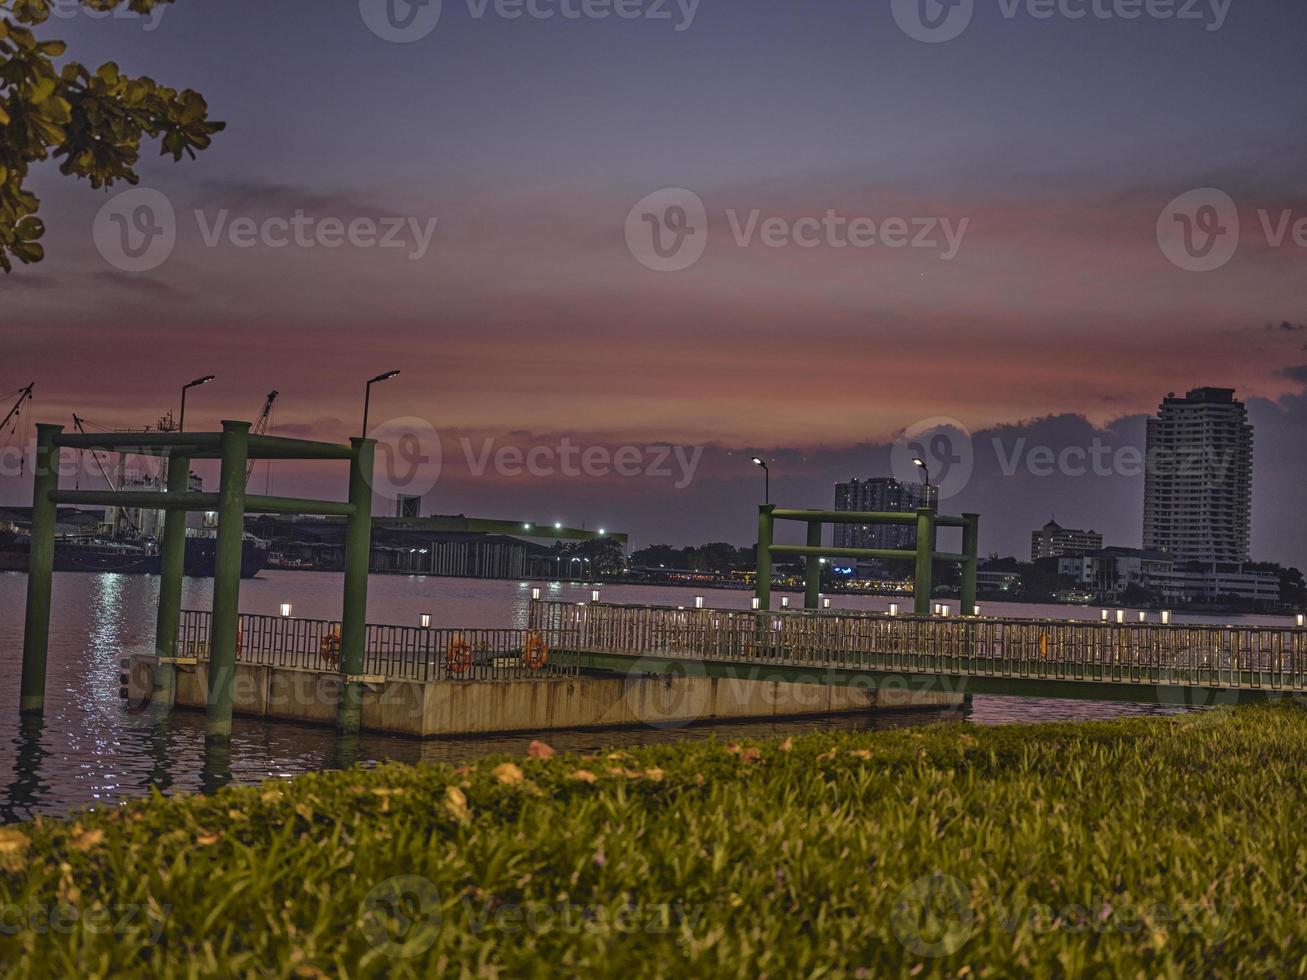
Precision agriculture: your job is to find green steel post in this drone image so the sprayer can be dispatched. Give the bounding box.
[961,513,980,616]
[914,507,935,617]
[804,520,822,610]
[755,505,775,610]
[20,424,63,715]
[337,437,376,735]
[153,452,191,706]
[206,422,250,740]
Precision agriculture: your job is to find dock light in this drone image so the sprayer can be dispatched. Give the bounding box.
[523,523,532,530]
[1116,609,1126,624]
[1100,609,1110,622]
[420,613,431,629]
[751,597,761,610]
[1139,611,1148,623]
[279,603,292,618]
[751,457,770,505]
[695,596,705,609]
[940,605,951,617]
[781,596,790,609]
[591,589,601,603]
[554,522,562,530]
[823,597,832,610]
[361,370,401,438]
[1297,613,1305,628]
[531,587,541,601]
[179,374,216,432]
[1161,610,1172,625]
[973,604,981,617]
[889,603,900,617]
[598,528,606,536]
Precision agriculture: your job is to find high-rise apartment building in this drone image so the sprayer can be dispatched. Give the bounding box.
[1142,387,1253,563]
[833,477,934,550]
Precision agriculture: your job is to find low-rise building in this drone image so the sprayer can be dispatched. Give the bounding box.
[1031,520,1103,561]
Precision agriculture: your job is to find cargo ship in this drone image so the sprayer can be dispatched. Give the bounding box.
[0,530,269,578]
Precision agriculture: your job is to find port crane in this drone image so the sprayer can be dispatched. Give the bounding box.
[246,390,279,487]
[0,383,33,434]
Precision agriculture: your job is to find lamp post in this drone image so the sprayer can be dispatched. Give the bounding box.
[179,375,216,432]
[362,370,400,438]
[912,455,931,501]
[751,457,769,504]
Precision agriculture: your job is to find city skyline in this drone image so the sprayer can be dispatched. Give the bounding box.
[3,1,1306,564]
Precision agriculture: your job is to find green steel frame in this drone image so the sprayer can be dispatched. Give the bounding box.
[19,421,377,739]
[755,506,980,616]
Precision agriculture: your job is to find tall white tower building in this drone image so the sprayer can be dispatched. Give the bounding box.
[1142,387,1253,563]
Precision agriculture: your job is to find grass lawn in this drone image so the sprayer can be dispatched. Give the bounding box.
[2,703,1306,977]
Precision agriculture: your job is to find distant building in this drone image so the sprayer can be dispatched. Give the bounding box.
[833,477,934,551]
[1031,519,1102,561]
[1059,547,1279,603]
[1143,387,1253,563]
[976,569,1022,594]
[395,495,422,519]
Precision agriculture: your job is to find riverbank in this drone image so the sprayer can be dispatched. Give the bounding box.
[2,703,1304,976]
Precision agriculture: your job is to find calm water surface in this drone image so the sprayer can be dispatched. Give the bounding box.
[1,570,1295,821]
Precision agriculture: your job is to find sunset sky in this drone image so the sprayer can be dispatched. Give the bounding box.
[3,0,1306,562]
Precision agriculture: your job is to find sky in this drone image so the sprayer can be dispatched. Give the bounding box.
[2,0,1306,561]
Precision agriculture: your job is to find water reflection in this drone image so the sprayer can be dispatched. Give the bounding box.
[0,570,1225,822]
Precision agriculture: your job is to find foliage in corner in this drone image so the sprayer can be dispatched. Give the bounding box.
[0,0,224,271]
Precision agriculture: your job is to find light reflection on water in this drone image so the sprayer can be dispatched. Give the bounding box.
[2,570,1284,822]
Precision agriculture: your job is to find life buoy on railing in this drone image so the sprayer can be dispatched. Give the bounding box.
[320,627,341,668]
[1040,633,1049,659]
[447,634,474,674]
[522,632,549,670]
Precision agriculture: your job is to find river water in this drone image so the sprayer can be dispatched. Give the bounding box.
[0,570,1297,821]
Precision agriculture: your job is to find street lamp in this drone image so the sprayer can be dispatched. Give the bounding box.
[751,457,769,504]
[179,375,216,432]
[912,456,931,498]
[361,370,400,438]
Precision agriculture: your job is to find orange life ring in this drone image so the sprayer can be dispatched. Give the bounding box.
[522,632,549,670]
[446,634,474,674]
[320,627,341,668]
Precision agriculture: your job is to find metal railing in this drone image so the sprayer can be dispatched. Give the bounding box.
[533,601,1307,691]
[178,610,579,682]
